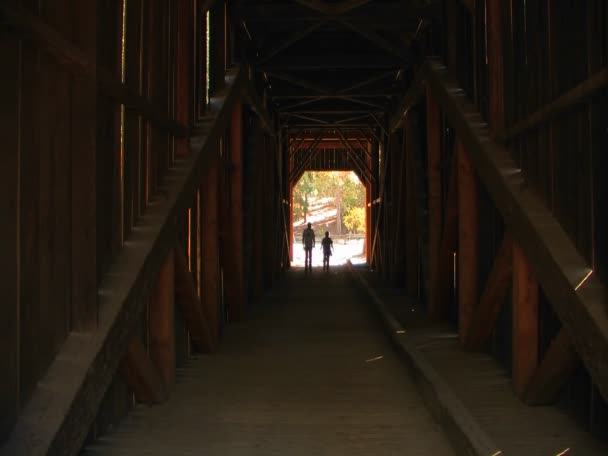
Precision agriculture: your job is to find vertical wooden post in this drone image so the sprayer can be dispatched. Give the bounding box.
[436,153,459,319]
[149,250,176,387]
[225,101,245,321]
[365,183,371,262]
[457,139,478,342]
[288,182,294,263]
[427,92,443,318]
[210,1,226,93]
[405,111,420,296]
[251,124,266,296]
[124,0,143,233]
[487,0,506,131]
[263,136,274,287]
[445,0,462,78]
[201,155,220,345]
[18,26,41,405]
[176,0,192,157]
[512,241,539,397]
[0,35,20,441]
[71,0,97,331]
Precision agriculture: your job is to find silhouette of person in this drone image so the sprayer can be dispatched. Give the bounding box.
[321,231,333,272]
[302,222,315,272]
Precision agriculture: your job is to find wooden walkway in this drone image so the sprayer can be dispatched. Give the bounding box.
[83,267,455,456]
[362,269,608,456]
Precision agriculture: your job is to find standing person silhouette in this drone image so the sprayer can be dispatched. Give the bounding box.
[302,222,315,272]
[321,231,334,272]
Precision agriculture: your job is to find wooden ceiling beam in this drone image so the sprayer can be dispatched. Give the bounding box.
[260,57,404,71]
[271,92,399,99]
[389,71,426,132]
[337,18,410,62]
[237,2,441,21]
[293,0,373,16]
[265,70,330,94]
[337,70,397,94]
[258,19,328,64]
[289,113,330,124]
[277,96,326,112]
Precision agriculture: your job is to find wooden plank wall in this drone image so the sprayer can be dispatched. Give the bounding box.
[411,0,608,440]
[0,0,286,449]
[361,0,608,439]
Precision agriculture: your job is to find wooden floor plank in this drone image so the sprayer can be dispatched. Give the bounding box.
[84,267,456,456]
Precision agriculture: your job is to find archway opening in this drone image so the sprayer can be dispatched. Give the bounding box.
[291,171,367,268]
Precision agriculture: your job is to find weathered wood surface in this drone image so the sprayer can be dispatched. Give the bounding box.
[119,337,169,405]
[0,34,20,442]
[174,243,216,352]
[457,140,478,341]
[0,1,188,137]
[463,234,513,350]
[424,58,608,402]
[524,328,578,406]
[512,242,539,397]
[83,268,456,456]
[0,68,245,456]
[426,91,442,319]
[408,327,608,456]
[149,251,176,387]
[498,67,608,142]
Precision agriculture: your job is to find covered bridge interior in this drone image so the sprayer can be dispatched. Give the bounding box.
[1,0,608,454]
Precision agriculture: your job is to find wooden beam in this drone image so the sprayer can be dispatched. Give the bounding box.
[330,0,374,15]
[337,71,395,94]
[463,234,513,350]
[498,67,608,142]
[243,76,276,136]
[524,328,578,405]
[426,91,442,319]
[405,112,420,296]
[1,67,245,456]
[424,59,608,400]
[335,127,375,182]
[272,92,400,99]
[119,337,169,405]
[238,2,440,22]
[0,34,20,442]
[174,243,216,351]
[0,2,188,138]
[389,71,425,132]
[258,20,327,64]
[512,241,539,397]
[200,157,221,347]
[148,250,176,387]
[337,18,410,62]
[260,54,403,71]
[70,0,97,331]
[432,152,459,320]
[265,70,329,95]
[289,130,324,182]
[293,0,372,16]
[457,140,478,342]
[486,0,506,131]
[460,0,474,13]
[225,100,246,321]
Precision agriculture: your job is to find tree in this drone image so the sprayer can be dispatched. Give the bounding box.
[292,171,365,234]
[343,206,366,233]
[293,172,316,222]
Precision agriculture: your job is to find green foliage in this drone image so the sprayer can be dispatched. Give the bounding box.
[292,171,365,232]
[343,206,366,233]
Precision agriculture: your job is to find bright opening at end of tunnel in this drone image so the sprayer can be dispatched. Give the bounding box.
[291,171,367,268]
